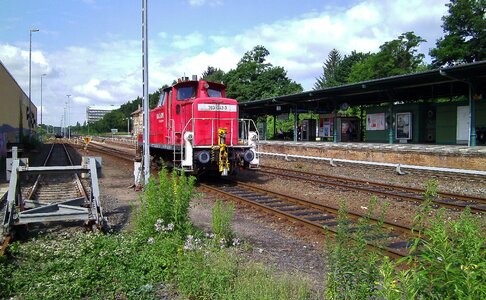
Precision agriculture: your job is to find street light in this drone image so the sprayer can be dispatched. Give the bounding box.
[29,28,39,137]
[66,94,71,139]
[40,73,47,127]
[127,116,132,136]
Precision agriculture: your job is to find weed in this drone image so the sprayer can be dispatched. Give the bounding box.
[324,199,382,299]
[1,166,316,299]
[212,200,235,245]
[232,262,313,300]
[134,168,195,237]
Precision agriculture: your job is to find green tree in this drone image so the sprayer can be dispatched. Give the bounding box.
[201,66,225,83]
[349,32,426,82]
[314,48,342,89]
[430,0,486,66]
[224,45,302,101]
[334,51,370,84]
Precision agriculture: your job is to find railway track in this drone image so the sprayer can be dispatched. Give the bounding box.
[200,179,414,258]
[259,166,486,214]
[25,143,88,204]
[1,143,105,255]
[68,141,479,258]
[74,141,136,162]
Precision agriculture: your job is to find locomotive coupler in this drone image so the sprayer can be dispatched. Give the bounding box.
[218,128,230,176]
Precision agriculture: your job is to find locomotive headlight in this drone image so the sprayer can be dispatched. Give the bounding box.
[197,150,211,164]
[243,149,255,163]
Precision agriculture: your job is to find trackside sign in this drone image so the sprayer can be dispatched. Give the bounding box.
[198,104,237,112]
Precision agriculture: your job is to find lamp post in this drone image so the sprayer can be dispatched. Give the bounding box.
[66,94,71,139]
[127,117,132,135]
[29,28,39,137]
[40,73,47,127]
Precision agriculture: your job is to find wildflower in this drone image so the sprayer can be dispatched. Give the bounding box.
[154,219,164,232]
[183,235,196,251]
[147,237,154,244]
[165,223,174,232]
[232,238,241,247]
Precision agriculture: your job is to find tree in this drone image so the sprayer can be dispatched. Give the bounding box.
[314,48,342,89]
[224,45,302,101]
[201,66,225,83]
[430,0,486,66]
[349,32,426,82]
[334,51,370,85]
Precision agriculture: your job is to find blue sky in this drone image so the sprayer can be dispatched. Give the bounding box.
[1,0,448,126]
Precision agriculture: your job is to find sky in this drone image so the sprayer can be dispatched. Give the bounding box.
[0,0,449,126]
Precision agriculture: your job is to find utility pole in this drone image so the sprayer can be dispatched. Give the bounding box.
[40,74,47,127]
[142,0,150,184]
[66,94,71,139]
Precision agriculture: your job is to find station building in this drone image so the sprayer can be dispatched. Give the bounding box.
[240,61,486,147]
[86,105,120,123]
[0,61,37,157]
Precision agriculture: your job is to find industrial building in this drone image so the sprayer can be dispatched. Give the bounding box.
[86,105,119,123]
[0,61,37,157]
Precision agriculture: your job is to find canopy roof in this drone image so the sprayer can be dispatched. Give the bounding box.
[239,61,486,117]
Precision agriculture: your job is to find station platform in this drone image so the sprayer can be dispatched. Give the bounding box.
[258,141,486,171]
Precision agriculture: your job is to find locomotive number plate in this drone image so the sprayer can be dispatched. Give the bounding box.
[198,104,237,112]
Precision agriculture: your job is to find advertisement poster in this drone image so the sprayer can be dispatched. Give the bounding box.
[319,114,333,137]
[396,112,412,139]
[366,113,385,130]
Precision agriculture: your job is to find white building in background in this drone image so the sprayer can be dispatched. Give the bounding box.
[86,105,120,123]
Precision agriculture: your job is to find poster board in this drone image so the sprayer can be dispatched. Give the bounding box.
[366,113,385,130]
[396,112,412,140]
[318,114,333,138]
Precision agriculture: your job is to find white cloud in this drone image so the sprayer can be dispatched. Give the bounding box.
[202,0,448,89]
[171,32,205,50]
[74,79,114,101]
[188,0,223,7]
[0,0,448,125]
[73,96,91,104]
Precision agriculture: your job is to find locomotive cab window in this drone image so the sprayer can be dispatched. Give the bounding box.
[176,86,196,100]
[158,92,167,107]
[208,88,222,98]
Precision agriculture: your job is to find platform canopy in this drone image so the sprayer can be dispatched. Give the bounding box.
[239,61,486,117]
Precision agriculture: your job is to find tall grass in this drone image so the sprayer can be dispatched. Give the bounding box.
[324,179,486,299]
[134,168,195,237]
[324,198,383,299]
[1,169,314,299]
[212,200,235,243]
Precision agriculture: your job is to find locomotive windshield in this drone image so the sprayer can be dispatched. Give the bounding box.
[158,92,166,106]
[208,88,222,98]
[176,86,196,100]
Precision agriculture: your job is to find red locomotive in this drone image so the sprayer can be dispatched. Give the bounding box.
[138,78,259,176]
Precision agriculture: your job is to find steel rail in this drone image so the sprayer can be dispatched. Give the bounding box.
[73,141,413,258]
[200,181,412,259]
[260,166,486,214]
